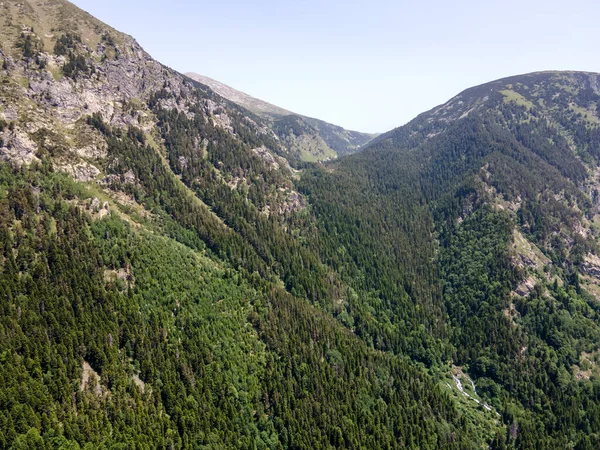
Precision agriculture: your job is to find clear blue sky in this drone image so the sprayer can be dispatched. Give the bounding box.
[71,0,600,133]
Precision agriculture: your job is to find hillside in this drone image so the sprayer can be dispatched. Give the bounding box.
[187,72,376,163]
[299,70,600,448]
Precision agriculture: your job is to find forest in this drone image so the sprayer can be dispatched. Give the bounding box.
[2,3,600,447]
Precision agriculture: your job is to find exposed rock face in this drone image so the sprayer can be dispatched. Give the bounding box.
[511,230,550,271]
[75,143,108,159]
[513,277,536,297]
[582,254,600,278]
[80,361,103,396]
[0,20,206,173]
[0,28,285,167]
[90,197,101,211]
[123,170,136,184]
[279,190,306,214]
[253,145,280,170]
[62,161,100,182]
[1,107,18,121]
[88,197,110,218]
[0,0,305,223]
[8,42,188,127]
[210,111,234,135]
[0,130,40,165]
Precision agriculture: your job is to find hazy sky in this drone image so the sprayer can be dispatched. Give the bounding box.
[71,0,600,133]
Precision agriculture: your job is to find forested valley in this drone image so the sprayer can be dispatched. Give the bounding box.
[2,1,600,448]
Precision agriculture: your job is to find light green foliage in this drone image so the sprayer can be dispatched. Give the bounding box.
[500,89,535,110]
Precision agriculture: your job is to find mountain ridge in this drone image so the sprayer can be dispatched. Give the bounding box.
[369,70,600,152]
[186,73,294,118]
[187,71,377,163]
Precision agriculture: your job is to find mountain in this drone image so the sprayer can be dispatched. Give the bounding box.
[187,72,376,163]
[299,70,600,448]
[3,0,600,447]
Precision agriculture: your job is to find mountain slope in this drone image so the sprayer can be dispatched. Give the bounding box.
[299,70,600,448]
[187,72,376,163]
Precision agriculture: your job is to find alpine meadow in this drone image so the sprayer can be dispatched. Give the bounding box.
[2,0,600,449]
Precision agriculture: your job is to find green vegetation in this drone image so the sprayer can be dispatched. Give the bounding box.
[297,72,600,448]
[0,153,482,448]
[16,33,42,60]
[4,2,600,446]
[54,33,82,57]
[62,53,93,80]
[499,89,535,110]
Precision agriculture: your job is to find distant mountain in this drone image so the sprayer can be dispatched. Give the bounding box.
[185,73,293,118]
[187,72,376,163]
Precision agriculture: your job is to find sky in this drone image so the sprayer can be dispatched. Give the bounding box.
[71,0,600,133]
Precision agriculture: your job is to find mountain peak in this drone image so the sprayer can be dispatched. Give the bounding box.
[370,70,600,152]
[186,72,293,118]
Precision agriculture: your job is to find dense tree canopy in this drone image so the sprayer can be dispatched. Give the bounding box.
[3,22,600,448]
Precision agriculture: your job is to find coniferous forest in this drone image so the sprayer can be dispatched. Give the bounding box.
[2,1,600,448]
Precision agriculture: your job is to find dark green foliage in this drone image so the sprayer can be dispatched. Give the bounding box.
[101,34,115,47]
[149,101,337,307]
[54,34,81,56]
[439,207,600,448]
[16,33,42,59]
[440,207,521,363]
[54,34,95,79]
[299,152,448,364]
[0,165,175,448]
[298,73,600,448]
[0,160,482,448]
[5,60,600,449]
[88,115,271,280]
[273,115,314,140]
[259,288,480,449]
[62,52,93,80]
[31,128,70,158]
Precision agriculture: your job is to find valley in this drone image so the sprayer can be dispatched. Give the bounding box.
[1,1,600,449]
